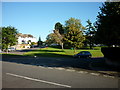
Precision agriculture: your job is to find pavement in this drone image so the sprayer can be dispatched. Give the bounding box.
[2,61,119,88]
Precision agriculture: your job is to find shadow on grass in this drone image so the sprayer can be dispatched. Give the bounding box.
[2,53,120,74]
[25,52,71,58]
[31,49,65,53]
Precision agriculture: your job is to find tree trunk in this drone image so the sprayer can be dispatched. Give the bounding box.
[90,43,92,49]
[74,47,76,54]
[61,43,64,50]
[6,49,8,54]
[6,46,9,54]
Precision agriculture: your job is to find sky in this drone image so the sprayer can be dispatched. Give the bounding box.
[2,2,103,41]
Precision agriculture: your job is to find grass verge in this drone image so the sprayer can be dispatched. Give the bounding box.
[24,47,103,57]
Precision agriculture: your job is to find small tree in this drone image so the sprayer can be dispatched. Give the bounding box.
[37,36,42,47]
[64,18,85,53]
[2,26,18,53]
[95,2,120,47]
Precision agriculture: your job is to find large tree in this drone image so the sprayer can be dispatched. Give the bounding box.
[95,2,120,46]
[0,28,2,49]
[85,19,96,49]
[54,22,64,49]
[55,22,64,35]
[2,26,18,52]
[64,17,85,53]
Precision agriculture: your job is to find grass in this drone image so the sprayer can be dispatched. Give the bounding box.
[24,47,103,57]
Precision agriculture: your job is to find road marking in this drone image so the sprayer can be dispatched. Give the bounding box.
[6,73,71,88]
[90,73,100,76]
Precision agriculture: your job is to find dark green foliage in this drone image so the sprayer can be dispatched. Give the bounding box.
[54,22,64,49]
[84,19,96,49]
[95,2,120,46]
[2,26,18,51]
[37,36,43,47]
[55,22,64,35]
[0,28,2,49]
[101,47,120,61]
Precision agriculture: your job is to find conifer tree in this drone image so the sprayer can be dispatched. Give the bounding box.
[95,2,120,46]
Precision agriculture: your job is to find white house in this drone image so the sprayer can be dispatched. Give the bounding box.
[17,33,37,44]
[12,33,38,50]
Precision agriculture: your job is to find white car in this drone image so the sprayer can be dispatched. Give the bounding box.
[8,47,16,52]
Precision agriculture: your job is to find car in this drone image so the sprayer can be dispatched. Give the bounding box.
[8,47,16,52]
[73,51,92,58]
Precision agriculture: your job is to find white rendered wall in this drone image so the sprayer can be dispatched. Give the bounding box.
[18,37,37,44]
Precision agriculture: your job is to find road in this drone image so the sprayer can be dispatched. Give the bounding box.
[2,61,119,88]
[2,48,39,55]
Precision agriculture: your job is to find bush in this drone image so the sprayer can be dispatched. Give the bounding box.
[101,47,120,61]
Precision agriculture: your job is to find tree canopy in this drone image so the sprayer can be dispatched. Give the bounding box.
[64,18,85,52]
[95,2,120,46]
[45,33,59,46]
[2,26,18,51]
[37,36,43,47]
[55,22,64,35]
[54,22,64,49]
[84,19,96,49]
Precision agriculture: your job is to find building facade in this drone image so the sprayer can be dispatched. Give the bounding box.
[17,33,37,44]
[14,33,37,50]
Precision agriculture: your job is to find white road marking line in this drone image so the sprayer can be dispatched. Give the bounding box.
[90,73,100,76]
[6,73,71,88]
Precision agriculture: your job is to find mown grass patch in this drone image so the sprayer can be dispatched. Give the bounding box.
[24,47,103,57]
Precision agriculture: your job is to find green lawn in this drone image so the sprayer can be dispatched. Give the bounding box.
[24,47,103,57]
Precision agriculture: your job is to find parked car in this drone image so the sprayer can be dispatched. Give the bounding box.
[8,47,16,52]
[73,51,92,58]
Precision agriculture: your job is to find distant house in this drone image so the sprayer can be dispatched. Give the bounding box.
[14,33,37,50]
[17,33,37,44]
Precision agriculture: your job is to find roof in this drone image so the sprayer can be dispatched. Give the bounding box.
[17,33,34,38]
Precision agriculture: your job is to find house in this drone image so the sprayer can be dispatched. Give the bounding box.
[17,33,37,44]
[15,33,37,50]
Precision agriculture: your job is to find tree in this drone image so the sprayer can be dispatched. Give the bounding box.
[95,2,120,47]
[54,22,64,49]
[64,17,85,53]
[85,19,96,49]
[45,33,59,46]
[0,28,2,49]
[37,36,42,47]
[55,22,64,35]
[2,26,18,53]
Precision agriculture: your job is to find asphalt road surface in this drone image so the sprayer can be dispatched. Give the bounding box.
[2,61,119,88]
